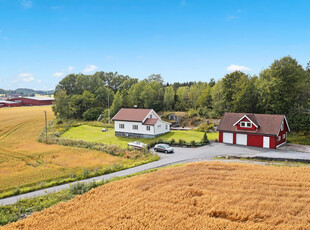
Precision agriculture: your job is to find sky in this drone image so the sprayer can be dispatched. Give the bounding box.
[0,0,309,90]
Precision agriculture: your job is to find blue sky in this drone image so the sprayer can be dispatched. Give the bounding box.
[0,0,309,90]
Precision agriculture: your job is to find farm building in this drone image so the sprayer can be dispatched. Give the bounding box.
[217,112,290,149]
[112,108,171,138]
[8,97,54,106]
[0,100,22,107]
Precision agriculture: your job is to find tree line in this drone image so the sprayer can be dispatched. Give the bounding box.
[53,56,310,131]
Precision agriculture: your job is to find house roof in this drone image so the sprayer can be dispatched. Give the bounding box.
[24,97,54,101]
[112,108,152,122]
[143,118,158,125]
[218,112,289,136]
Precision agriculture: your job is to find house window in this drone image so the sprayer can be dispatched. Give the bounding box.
[146,126,150,131]
[278,136,281,141]
[283,134,286,139]
[119,124,124,129]
[281,123,284,131]
[158,125,161,128]
[165,125,168,130]
[150,115,152,118]
[240,122,252,128]
[132,125,138,130]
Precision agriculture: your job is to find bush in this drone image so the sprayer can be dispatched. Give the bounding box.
[202,132,209,144]
[82,108,103,121]
[170,138,175,144]
[178,139,185,145]
[190,140,196,145]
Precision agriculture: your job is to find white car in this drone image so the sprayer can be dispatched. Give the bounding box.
[127,141,148,150]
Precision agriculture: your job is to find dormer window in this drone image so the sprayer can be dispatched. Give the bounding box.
[240,122,252,128]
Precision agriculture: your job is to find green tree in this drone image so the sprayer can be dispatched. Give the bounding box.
[164,86,175,110]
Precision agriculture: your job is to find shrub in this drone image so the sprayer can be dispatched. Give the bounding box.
[190,140,196,146]
[82,108,103,121]
[178,139,185,145]
[170,138,175,144]
[202,132,209,144]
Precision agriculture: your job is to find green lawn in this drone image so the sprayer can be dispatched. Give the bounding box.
[61,125,218,148]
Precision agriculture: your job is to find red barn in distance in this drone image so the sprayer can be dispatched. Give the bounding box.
[6,97,54,106]
[0,100,22,107]
[217,112,290,149]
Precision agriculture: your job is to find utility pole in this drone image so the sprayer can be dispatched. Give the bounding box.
[44,111,47,143]
[108,90,110,125]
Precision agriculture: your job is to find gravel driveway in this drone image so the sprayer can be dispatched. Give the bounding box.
[1,142,309,206]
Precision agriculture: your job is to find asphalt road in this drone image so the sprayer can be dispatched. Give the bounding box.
[1,142,309,206]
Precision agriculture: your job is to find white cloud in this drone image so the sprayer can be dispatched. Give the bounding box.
[226,64,252,72]
[21,0,32,8]
[67,66,74,72]
[18,73,35,82]
[53,72,65,78]
[83,64,98,73]
[37,79,42,83]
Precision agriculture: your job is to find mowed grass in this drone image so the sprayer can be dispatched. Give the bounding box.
[62,125,218,148]
[5,161,310,229]
[0,106,131,195]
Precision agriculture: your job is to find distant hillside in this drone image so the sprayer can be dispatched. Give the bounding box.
[0,88,54,97]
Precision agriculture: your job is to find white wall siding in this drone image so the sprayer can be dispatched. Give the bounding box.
[154,120,170,135]
[114,121,155,135]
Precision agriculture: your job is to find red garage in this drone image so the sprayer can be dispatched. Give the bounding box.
[218,113,290,149]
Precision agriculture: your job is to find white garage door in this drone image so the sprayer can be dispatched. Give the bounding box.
[263,136,270,148]
[236,134,247,145]
[223,132,233,144]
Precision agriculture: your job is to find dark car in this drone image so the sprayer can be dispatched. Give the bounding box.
[154,144,174,153]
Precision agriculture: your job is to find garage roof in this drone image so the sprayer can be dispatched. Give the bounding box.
[218,112,290,136]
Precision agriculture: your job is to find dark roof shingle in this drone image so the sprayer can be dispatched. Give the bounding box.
[112,108,152,122]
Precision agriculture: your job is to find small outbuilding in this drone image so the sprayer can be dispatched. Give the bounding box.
[217,112,290,149]
[112,108,171,138]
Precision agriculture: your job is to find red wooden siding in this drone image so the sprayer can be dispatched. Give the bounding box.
[247,134,263,147]
[219,131,223,142]
[275,122,288,147]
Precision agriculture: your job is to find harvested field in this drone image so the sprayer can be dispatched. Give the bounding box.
[0,106,143,196]
[4,161,310,229]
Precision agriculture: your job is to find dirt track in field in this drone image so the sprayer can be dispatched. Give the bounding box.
[4,161,310,229]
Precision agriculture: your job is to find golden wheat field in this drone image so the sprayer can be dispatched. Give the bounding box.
[4,161,310,230]
[0,106,122,193]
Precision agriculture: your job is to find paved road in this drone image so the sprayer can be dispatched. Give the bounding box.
[1,142,309,206]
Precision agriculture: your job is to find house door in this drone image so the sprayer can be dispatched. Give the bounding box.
[223,132,233,144]
[236,134,247,145]
[263,136,270,148]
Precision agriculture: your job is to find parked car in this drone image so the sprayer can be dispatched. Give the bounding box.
[127,141,148,150]
[154,144,174,153]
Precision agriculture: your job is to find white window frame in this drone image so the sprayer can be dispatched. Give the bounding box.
[165,125,168,130]
[278,136,281,141]
[132,125,138,130]
[240,122,252,128]
[146,126,150,131]
[119,123,125,129]
[282,134,286,139]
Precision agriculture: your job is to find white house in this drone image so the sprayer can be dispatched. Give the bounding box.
[112,108,171,138]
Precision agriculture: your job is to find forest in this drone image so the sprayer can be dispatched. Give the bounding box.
[52,56,310,131]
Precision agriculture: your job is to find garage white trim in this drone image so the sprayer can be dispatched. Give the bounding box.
[236,134,247,145]
[223,132,233,144]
